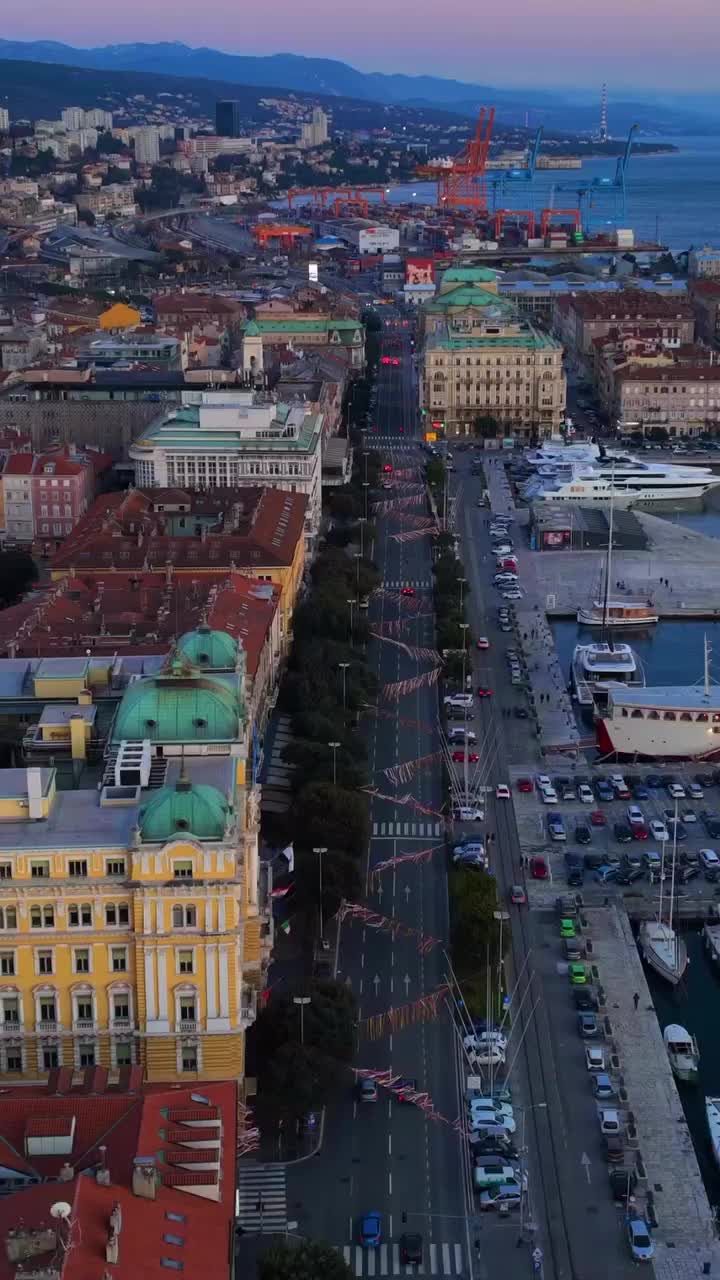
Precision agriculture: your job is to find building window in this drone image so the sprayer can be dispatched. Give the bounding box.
[75,999,93,1022]
[177,949,194,975]
[113,997,130,1021]
[181,1047,198,1073]
[0,952,14,976]
[42,1048,59,1070]
[69,903,92,927]
[68,860,88,878]
[111,946,128,972]
[172,905,197,929]
[39,998,56,1023]
[114,1041,133,1067]
[0,864,13,880]
[38,950,53,975]
[74,948,90,974]
[30,861,50,879]
[31,906,54,929]
[106,859,126,877]
[179,999,196,1024]
[3,998,19,1024]
[6,1051,22,1073]
[0,907,16,930]
[105,903,130,927]
[78,1043,96,1068]
[173,861,193,879]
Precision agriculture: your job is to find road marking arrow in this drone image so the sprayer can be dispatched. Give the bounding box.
[404,885,411,902]
[373,974,381,994]
[403,974,410,995]
[581,1152,592,1184]
[376,881,383,901]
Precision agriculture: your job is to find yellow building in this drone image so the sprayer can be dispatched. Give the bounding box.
[0,630,271,1084]
[98,301,141,331]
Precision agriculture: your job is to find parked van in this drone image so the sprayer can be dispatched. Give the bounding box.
[473,1162,517,1191]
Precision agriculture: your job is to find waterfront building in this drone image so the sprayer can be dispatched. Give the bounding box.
[0,632,269,1084]
[554,291,695,374]
[129,391,323,546]
[419,268,566,439]
[689,246,720,280]
[616,364,720,436]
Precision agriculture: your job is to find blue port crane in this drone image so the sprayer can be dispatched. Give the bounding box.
[506,127,544,182]
[614,124,638,224]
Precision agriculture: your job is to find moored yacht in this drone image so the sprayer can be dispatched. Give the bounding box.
[663,1024,699,1083]
[639,921,688,986]
[521,442,720,506]
[571,642,643,708]
[577,599,658,628]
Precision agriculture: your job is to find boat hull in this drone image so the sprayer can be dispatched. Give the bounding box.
[597,714,720,762]
[706,1097,720,1169]
[577,609,659,627]
[671,1062,698,1084]
[639,924,688,986]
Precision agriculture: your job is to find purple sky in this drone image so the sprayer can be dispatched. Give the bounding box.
[3,0,719,91]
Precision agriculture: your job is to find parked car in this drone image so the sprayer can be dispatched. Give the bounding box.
[453,805,485,822]
[590,810,606,827]
[568,963,588,985]
[547,814,566,842]
[699,848,720,873]
[603,1134,626,1165]
[585,1046,605,1071]
[516,778,533,793]
[530,856,549,880]
[575,824,591,845]
[510,884,527,905]
[559,917,576,937]
[668,781,686,799]
[593,1072,616,1100]
[478,1182,523,1212]
[578,783,594,804]
[598,1108,621,1135]
[577,1012,598,1037]
[613,822,633,844]
[472,1161,518,1190]
[626,805,645,828]
[609,1168,637,1202]
[626,1218,654,1264]
[595,779,614,802]
[649,819,670,842]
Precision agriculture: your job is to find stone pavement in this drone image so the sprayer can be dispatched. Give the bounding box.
[586,905,720,1275]
[482,456,581,755]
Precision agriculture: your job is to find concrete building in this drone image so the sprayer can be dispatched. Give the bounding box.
[554,291,695,373]
[0,325,46,372]
[616,364,720,436]
[301,107,329,148]
[325,220,399,255]
[689,279,720,347]
[0,109,9,132]
[61,107,84,131]
[129,391,323,547]
[689,246,720,280]
[419,268,566,439]
[84,107,113,130]
[132,126,160,166]
[75,185,137,221]
[241,313,365,371]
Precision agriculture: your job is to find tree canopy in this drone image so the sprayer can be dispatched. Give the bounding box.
[259,1239,353,1280]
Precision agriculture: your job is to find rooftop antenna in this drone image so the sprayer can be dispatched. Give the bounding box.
[599,83,608,143]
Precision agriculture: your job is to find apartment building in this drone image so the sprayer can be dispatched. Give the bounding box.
[2,445,112,544]
[554,291,695,371]
[616,364,720,436]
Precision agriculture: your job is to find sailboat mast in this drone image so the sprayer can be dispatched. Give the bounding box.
[602,466,615,646]
[705,633,711,700]
[668,797,678,936]
[657,836,665,925]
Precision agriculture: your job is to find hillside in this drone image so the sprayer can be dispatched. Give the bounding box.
[1,39,719,134]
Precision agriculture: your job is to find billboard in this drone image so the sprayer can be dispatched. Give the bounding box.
[308,261,319,283]
[405,256,435,286]
[542,529,570,549]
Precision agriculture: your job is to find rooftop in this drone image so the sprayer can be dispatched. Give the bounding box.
[608,685,720,710]
[130,396,323,454]
[619,364,720,383]
[565,290,693,321]
[427,320,561,352]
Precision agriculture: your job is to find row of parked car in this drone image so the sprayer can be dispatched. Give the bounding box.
[558,895,655,1264]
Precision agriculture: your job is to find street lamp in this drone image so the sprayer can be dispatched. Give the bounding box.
[328,741,341,786]
[358,516,367,559]
[292,996,311,1046]
[313,846,328,939]
[362,481,370,521]
[338,662,350,711]
[354,551,362,595]
[458,576,467,614]
[493,910,510,1019]
[347,598,355,643]
[514,1102,547,1242]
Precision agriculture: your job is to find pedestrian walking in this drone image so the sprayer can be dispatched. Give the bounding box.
[633,992,640,1011]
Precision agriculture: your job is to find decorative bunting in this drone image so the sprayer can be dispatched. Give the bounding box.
[391,528,437,543]
[361,705,436,732]
[370,632,442,664]
[384,752,443,786]
[236,1102,261,1156]
[371,844,444,877]
[373,495,425,514]
[382,667,442,700]
[359,986,450,1040]
[388,514,437,530]
[335,900,442,953]
[354,1067,447,1122]
[361,787,445,817]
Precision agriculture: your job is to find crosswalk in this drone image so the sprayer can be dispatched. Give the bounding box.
[383,579,432,590]
[372,821,443,838]
[342,1242,465,1276]
[235,1163,287,1233]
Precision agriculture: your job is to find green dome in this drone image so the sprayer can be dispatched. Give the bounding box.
[139,776,229,841]
[177,625,238,670]
[112,672,241,744]
[442,267,498,284]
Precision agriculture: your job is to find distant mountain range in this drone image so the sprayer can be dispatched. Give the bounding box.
[1,39,720,135]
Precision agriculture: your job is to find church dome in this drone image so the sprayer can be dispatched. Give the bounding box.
[177,625,238,670]
[139,775,229,841]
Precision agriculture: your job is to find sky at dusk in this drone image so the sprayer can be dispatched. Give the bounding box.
[3,0,720,92]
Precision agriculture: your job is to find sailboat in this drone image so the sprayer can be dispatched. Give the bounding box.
[572,474,645,710]
[663,1024,699,1083]
[639,803,688,986]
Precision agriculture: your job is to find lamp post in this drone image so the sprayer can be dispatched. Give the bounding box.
[328,741,341,786]
[358,516,367,559]
[338,662,350,711]
[492,910,510,1019]
[293,996,311,1047]
[458,576,467,615]
[459,621,470,802]
[362,481,370,521]
[313,846,328,939]
[515,1102,547,1242]
[347,598,355,644]
[354,551,362,596]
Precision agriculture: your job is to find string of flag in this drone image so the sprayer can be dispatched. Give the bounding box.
[361,704,436,732]
[373,495,425,514]
[382,667,442,700]
[388,514,437,530]
[360,986,450,1040]
[370,844,444,878]
[362,786,445,817]
[370,632,442,664]
[383,752,443,786]
[236,1101,261,1156]
[354,1068,447,1122]
[391,528,436,543]
[335,900,442,953]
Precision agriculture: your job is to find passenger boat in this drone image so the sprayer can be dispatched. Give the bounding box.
[577,600,658,628]
[596,638,720,761]
[663,1024,699,1083]
[571,642,643,708]
[706,1097,720,1168]
[702,922,720,967]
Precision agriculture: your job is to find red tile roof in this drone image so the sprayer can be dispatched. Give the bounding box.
[26,1116,75,1138]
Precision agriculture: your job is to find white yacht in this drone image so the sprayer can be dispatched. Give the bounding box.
[577,600,658,628]
[521,442,720,506]
[663,1024,699,1083]
[571,642,643,708]
[706,1097,720,1168]
[639,920,688,986]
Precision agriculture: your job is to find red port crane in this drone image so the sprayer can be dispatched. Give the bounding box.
[417,107,496,211]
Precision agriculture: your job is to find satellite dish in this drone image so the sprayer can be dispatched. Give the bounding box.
[50,1203,72,1221]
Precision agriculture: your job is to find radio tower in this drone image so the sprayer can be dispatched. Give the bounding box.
[599,83,608,143]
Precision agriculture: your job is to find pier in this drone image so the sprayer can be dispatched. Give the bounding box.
[586,905,720,1279]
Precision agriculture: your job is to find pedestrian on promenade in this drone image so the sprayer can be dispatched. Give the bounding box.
[633,992,640,1011]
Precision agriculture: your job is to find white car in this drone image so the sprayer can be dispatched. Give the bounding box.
[540,786,558,805]
[682,809,697,824]
[536,775,552,791]
[689,782,704,799]
[453,805,484,822]
[626,805,644,828]
[502,589,524,600]
[649,819,670,842]
[578,784,594,804]
[585,1046,605,1072]
[598,1108,621,1136]
[699,848,720,872]
[667,782,686,799]
[477,637,490,650]
[464,1030,508,1054]
[495,784,511,800]
[444,693,473,708]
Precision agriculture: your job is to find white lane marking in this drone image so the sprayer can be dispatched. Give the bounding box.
[454,1244,463,1274]
[355,1246,363,1277]
[392,1244,401,1275]
[442,1244,451,1275]
[368,1249,376,1276]
[388,1132,392,1155]
[344,1246,352,1269]
[388,1170,392,1194]
[429,1242,438,1275]
[380,1244,389,1275]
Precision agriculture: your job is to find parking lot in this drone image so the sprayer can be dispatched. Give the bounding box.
[508,763,720,909]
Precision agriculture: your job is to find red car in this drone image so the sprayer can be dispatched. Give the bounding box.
[631,825,649,840]
[383,464,393,473]
[590,811,606,827]
[477,687,493,698]
[517,778,533,793]
[452,751,479,763]
[401,586,415,597]
[530,855,549,880]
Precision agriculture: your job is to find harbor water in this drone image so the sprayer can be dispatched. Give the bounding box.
[644,928,720,1210]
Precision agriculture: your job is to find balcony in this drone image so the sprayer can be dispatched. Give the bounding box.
[240,989,257,1026]
[73,1019,97,1033]
[111,1017,132,1031]
[37,1020,58,1033]
[178,1019,198,1034]
[0,1019,20,1033]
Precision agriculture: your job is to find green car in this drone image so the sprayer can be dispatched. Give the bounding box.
[568,963,587,985]
[559,918,576,938]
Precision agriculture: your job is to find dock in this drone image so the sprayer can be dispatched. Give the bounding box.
[586,905,720,1279]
